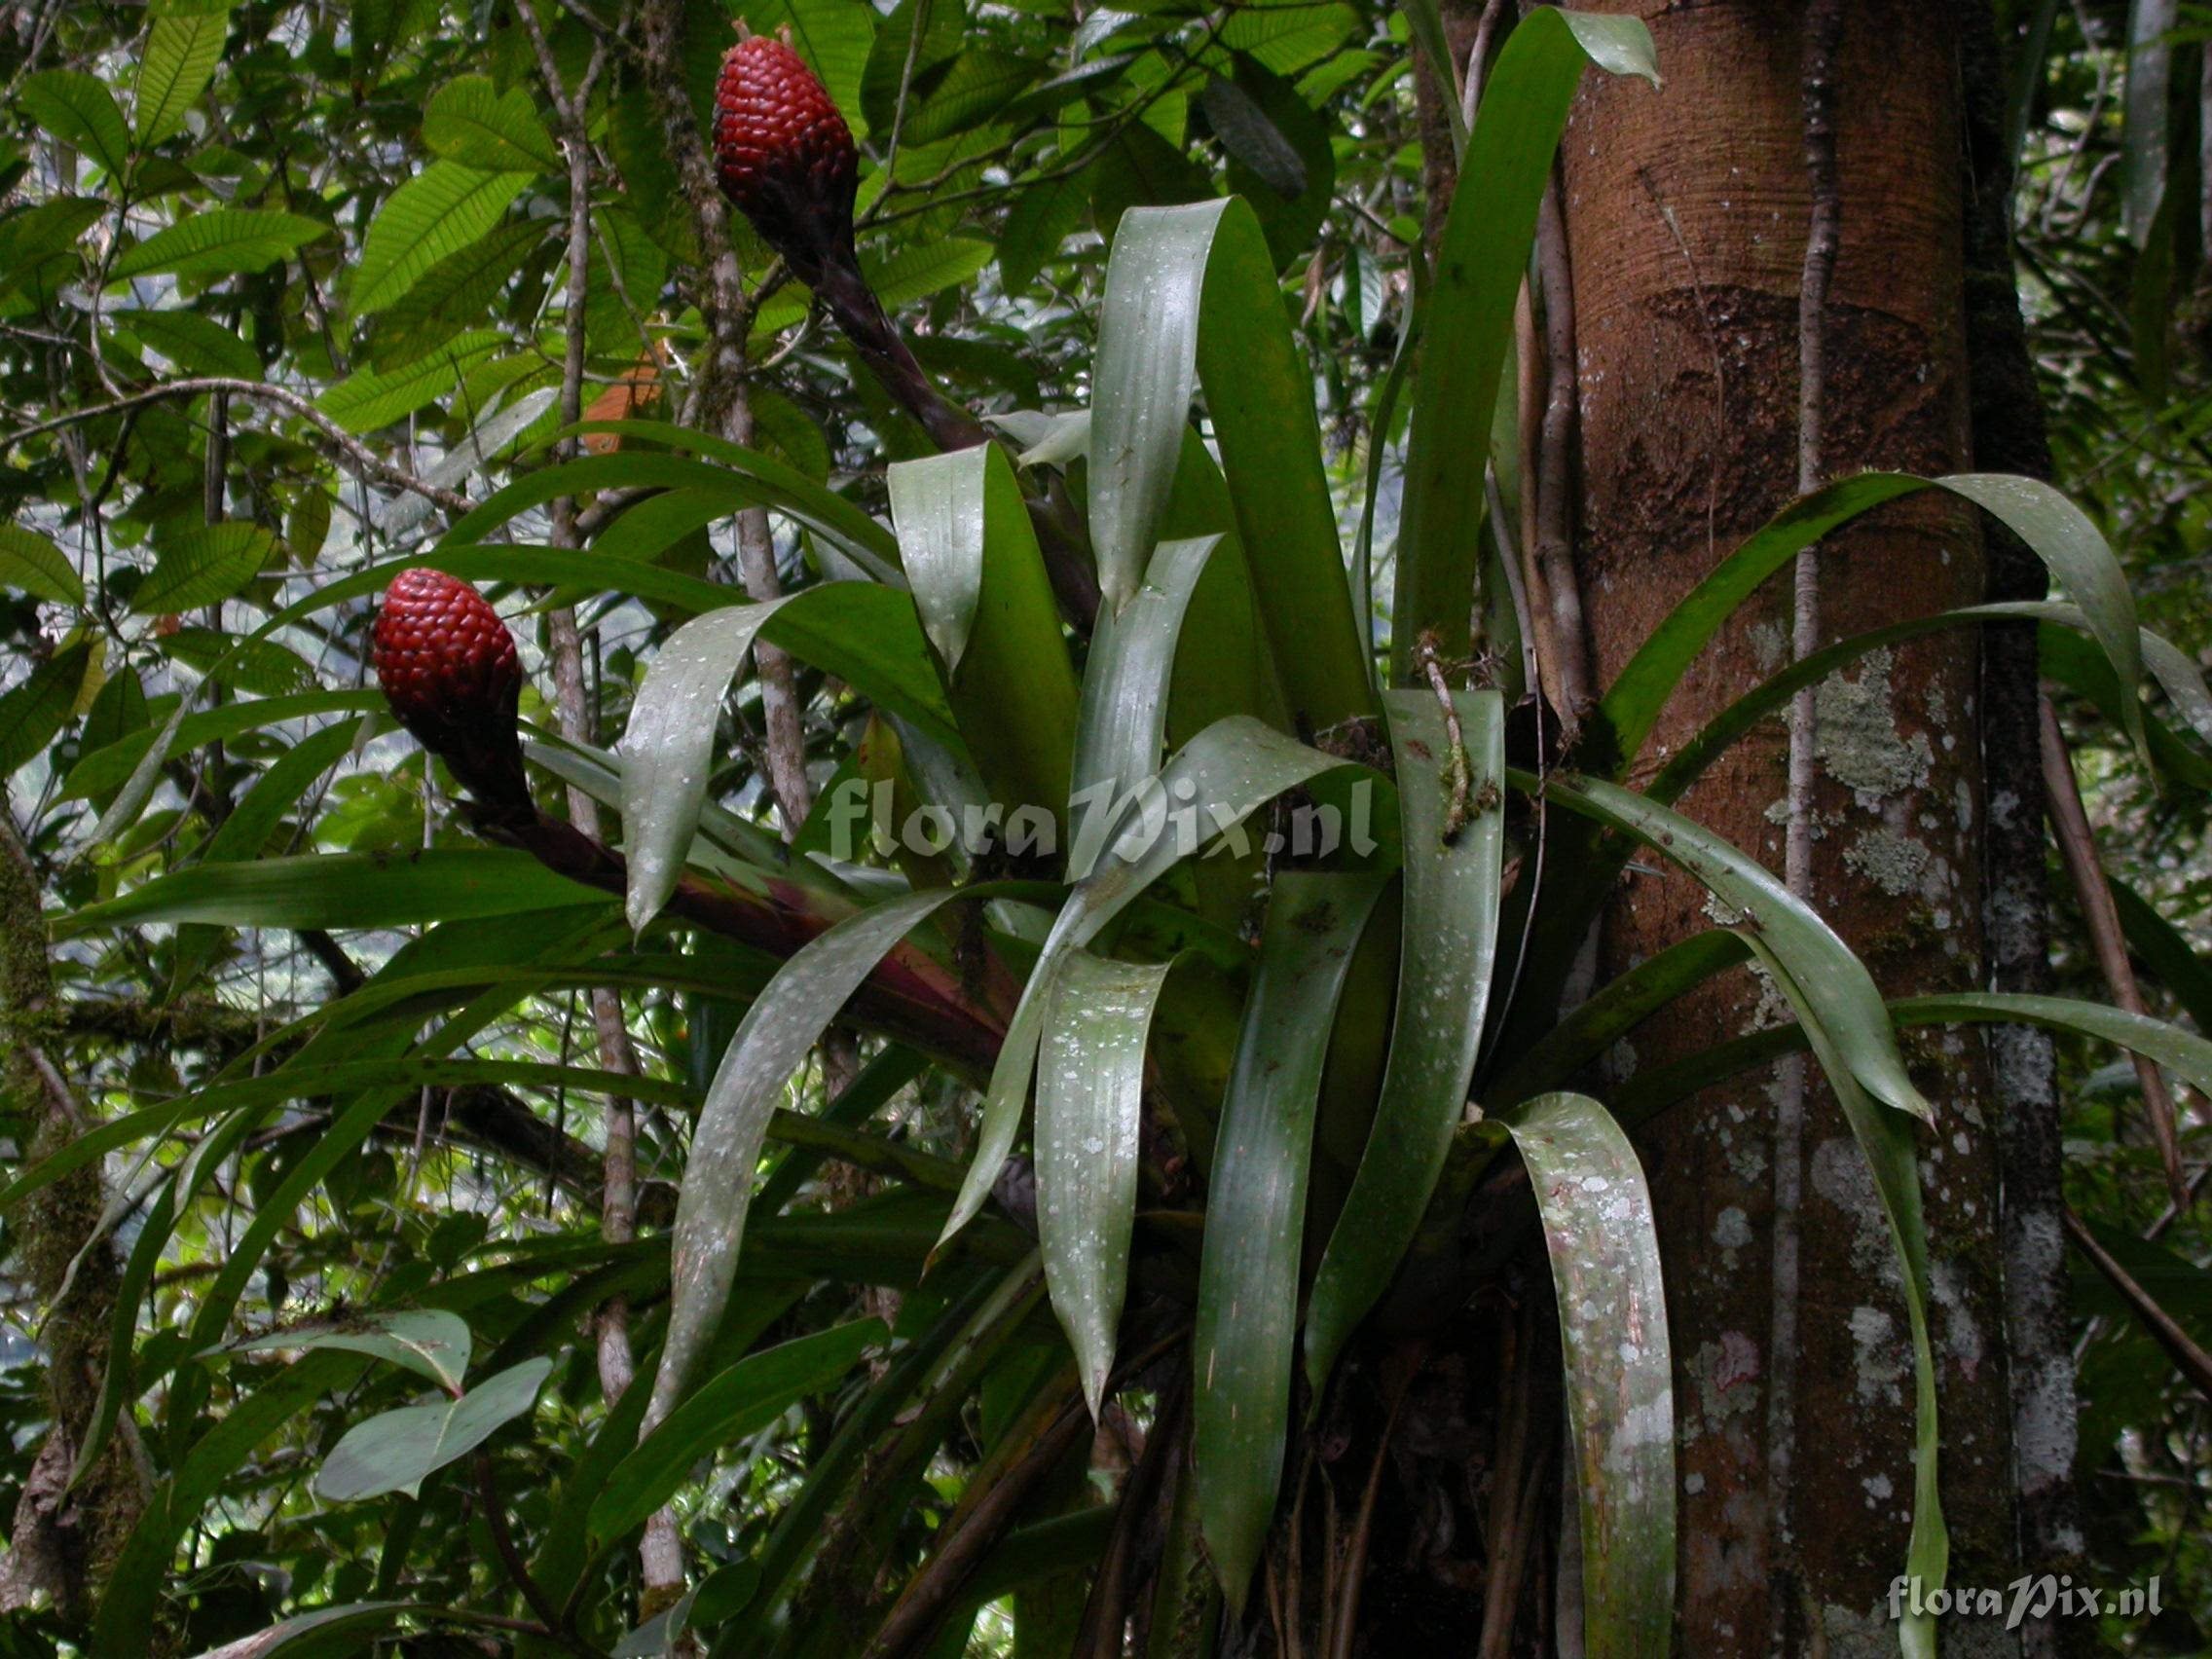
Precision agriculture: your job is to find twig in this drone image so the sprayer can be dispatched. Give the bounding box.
[1416,630,1474,838]
[475,1452,593,1653]
[2040,695,2188,1203]
[1073,1372,1188,1658]
[1458,0,1511,132]
[2062,1206,2212,1400]
[1328,1351,1418,1659]
[1770,6,1843,1646]
[3,378,472,515]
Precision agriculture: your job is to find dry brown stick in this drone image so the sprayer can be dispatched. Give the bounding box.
[2040,695,2189,1203]
[3,377,472,515]
[1327,1353,1418,1659]
[1475,1309,1533,1659]
[2062,1206,2212,1400]
[1073,1372,1189,1659]
[518,18,691,1619]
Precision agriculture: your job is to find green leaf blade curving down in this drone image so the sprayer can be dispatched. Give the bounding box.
[1036,949,1174,1417]
[1604,472,2147,770]
[1533,769,1933,1123]
[1502,1092,1676,1659]
[616,584,956,932]
[1305,688,1505,1390]
[1740,940,1946,1659]
[643,891,969,1428]
[1195,871,1390,1610]
[1390,9,1655,685]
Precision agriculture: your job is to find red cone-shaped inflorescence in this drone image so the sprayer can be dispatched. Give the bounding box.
[713,31,858,284]
[373,568,532,816]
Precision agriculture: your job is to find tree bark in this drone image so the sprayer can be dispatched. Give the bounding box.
[1560,2,2028,1648]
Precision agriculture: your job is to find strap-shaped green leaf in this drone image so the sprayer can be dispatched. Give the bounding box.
[454,429,903,581]
[1603,473,2147,766]
[617,584,959,931]
[94,1351,366,1657]
[1195,871,1390,1609]
[56,848,608,936]
[592,1320,887,1546]
[1533,770,1932,1122]
[645,891,967,1425]
[1305,688,1505,1389]
[1090,198,1373,729]
[1390,9,1655,685]
[939,716,1383,1252]
[889,443,1080,822]
[1502,1092,1676,1659]
[1649,599,2171,807]
[1037,949,1173,1416]
[1069,535,1222,867]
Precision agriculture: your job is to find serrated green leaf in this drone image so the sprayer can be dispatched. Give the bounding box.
[135,4,231,148]
[0,523,85,606]
[423,75,558,171]
[351,163,531,314]
[20,71,131,179]
[109,207,330,279]
[372,217,546,369]
[131,522,278,612]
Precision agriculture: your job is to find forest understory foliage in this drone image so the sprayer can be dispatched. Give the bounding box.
[0,1,2208,1656]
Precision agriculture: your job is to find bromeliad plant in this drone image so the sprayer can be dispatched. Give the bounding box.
[18,8,2212,1659]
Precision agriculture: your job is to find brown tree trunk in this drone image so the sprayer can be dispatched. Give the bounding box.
[1559,1,2038,1648]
